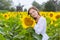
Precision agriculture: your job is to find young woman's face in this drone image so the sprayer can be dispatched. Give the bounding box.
[29,9,39,18]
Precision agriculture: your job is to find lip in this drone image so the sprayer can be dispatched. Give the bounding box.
[34,15,37,17]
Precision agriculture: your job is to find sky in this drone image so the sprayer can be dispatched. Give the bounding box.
[12,0,49,10]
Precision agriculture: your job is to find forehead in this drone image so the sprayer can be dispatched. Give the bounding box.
[29,9,36,12]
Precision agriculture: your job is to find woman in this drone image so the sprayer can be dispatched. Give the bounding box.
[28,6,49,40]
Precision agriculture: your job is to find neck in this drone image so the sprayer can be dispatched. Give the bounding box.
[36,15,40,23]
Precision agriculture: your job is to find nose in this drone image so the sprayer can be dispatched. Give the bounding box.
[32,14,35,16]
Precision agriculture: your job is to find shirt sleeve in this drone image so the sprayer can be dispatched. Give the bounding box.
[34,17,46,35]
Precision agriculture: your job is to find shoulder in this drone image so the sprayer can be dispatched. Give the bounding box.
[39,16,46,21]
[37,16,46,24]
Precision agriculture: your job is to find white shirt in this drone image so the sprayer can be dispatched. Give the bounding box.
[34,16,49,40]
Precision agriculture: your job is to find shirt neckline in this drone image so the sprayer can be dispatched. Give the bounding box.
[36,16,42,24]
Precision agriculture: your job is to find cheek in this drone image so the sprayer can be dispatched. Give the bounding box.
[33,13,38,17]
[35,14,38,17]
[35,13,38,15]
[35,12,38,16]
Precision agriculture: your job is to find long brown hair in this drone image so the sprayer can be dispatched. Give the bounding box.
[28,6,40,20]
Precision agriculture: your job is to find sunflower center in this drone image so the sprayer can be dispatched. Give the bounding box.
[50,13,53,17]
[56,15,60,19]
[4,15,8,18]
[24,17,33,26]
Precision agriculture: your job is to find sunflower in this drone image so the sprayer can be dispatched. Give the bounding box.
[39,12,47,17]
[21,16,36,29]
[2,13,10,19]
[7,12,17,18]
[17,12,28,16]
[48,12,56,21]
[48,12,54,17]
[55,12,60,20]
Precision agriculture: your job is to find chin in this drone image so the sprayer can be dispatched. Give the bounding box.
[34,16,37,18]
[34,16,37,17]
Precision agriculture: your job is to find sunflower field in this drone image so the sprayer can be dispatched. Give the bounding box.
[0,12,60,40]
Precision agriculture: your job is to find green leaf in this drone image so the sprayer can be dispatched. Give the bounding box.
[0,34,6,40]
[32,33,42,40]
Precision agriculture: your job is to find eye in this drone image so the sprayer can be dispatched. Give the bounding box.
[32,11,35,13]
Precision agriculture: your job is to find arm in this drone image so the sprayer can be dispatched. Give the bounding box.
[34,18,46,35]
